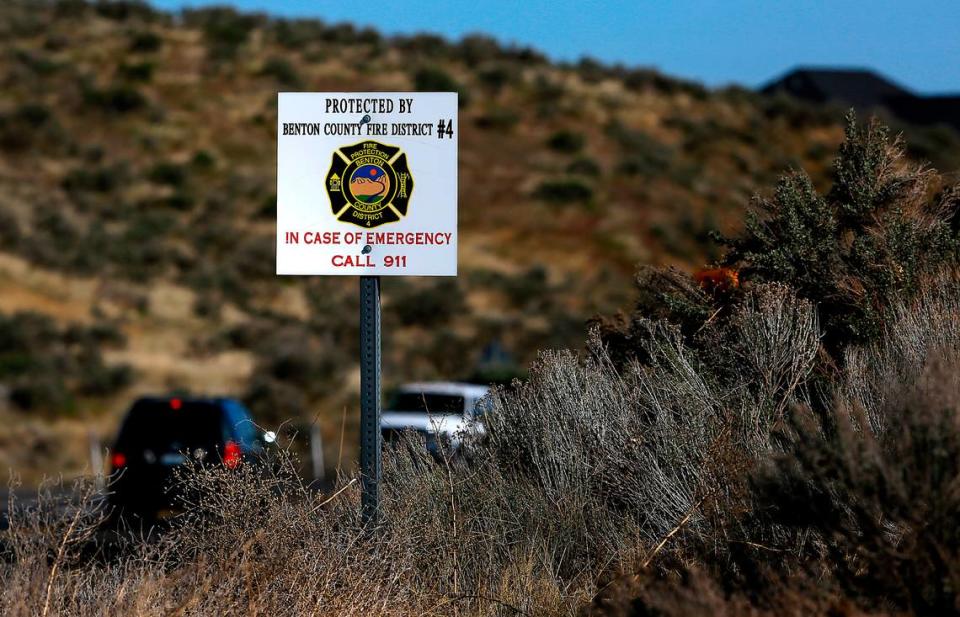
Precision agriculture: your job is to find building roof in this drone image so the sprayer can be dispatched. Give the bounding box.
[761,67,913,108]
[761,67,960,131]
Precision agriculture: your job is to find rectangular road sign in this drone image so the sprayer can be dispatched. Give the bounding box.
[276,92,458,276]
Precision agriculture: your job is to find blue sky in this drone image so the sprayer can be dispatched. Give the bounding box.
[151,0,960,93]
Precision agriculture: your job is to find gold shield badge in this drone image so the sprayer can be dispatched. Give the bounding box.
[325,141,414,228]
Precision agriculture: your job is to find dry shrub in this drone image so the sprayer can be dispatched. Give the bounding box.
[0,283,828,616]
[2,279,958,615]
[589,274,960,616]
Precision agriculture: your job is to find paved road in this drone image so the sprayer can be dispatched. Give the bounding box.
[1,485,102,530]
[0,488,33,530]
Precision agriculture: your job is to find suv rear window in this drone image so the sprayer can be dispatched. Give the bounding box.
[115,400,226,453]
[388,392,465,414]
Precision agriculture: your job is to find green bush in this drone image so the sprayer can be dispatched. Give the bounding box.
[156,191,194,211]
[260,56,302,88]
[473,107,519,132]
[243,324,340,422]
[566,156,601,177]
[0,104,55,151]
[14,49,60,76]
[185,7,261,59]
[533,179,593,204]
[54,0,89,18]
[129,30,162,52]
[720,112,959,352]
[0,209,20,248]
[477,65,514,92]
[598,113,960,369]
[191,149,216,170]
[93,0,157,22]
[392,280,465,327]
[396,33,450,58]
[82,82,147,113]
[455,34,501,67]
[546,129,584,153]
[412,67,470,107]
[270,18,325,49]
[63,165,120,193]
[117,60,154,82]
[0,311,131,413]
[606,121,673,176]
[147,161,187,187]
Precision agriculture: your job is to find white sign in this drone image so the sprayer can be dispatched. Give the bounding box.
[276,92,458,276]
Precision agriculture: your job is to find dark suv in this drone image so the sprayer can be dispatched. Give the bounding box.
[108,396,264,520]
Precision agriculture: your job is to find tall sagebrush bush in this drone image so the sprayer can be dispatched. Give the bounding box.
[597,113,960,369]
[721,112,959,352]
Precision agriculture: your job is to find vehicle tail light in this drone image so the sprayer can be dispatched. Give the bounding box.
[170,398,182,410]
[111,452,126,469]
[223,441,241,469]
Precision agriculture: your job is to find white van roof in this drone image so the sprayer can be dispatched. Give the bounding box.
[396,381,490,399]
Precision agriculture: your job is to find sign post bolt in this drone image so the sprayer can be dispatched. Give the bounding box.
[359,275,382,526]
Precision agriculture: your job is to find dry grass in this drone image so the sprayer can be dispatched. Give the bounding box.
[8,280,945,616]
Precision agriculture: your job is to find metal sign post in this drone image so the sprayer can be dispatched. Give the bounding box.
[276,92,458,526]
[359,275,382,525]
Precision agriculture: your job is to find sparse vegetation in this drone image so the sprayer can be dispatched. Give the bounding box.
[260,56,302,88]
[546,129,586,153]
[534,178,594,204]
[5,270,960,614]
[1,5,960,613]
[413,66,470,106]
[0,312,131,413]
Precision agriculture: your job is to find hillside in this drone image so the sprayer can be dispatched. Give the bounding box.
[1,0,959,481]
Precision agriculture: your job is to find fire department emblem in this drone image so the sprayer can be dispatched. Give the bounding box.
[325,141,413,228]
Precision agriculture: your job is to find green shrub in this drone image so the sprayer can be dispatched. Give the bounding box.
[117,60,154,82]
[256,193,277,219]
[720,112,959,352]
[129,30,162,52]
[54,0,89,18]
[0,311,131,413]
[396,33,450,57]
[157,191,194,211]
[14,49,60,76]
[15,103,52,127]
[185,7,261,58]
[607,121,673,176]
[473,107,519,132]
[546,129,584,153]
[260,56,302,88]
[147,161,187,187]
[533,179,593,204]
[63,165,119,193]
[599,113,960,370]
[456,34,501,67]
[243,324,340,422]
[270,18,325,49]
[83,82,147,113]
[0,104,55,151]
[575,56,608,83]
[622,68,683,93]
[477,65,514,92]
[414,67,458,91]
[412,67,470,107]
[191,149,216,170]
[0,209,20,248]
[93,0,157,22]
[566,156,601,177]
[106,210,177,278]
[392,280,465,327]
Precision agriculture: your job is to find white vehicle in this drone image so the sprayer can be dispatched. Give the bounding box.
[381,382,491,457]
